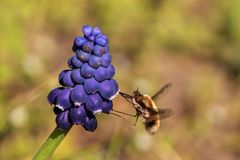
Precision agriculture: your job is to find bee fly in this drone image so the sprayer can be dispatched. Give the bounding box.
[111,83,173,134]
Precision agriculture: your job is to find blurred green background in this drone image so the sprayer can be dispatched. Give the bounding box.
[1,0,240,159]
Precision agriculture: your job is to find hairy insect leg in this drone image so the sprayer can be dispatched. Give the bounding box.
[133,114,139,126]
[112,108,137,117]
[108,112,135,126]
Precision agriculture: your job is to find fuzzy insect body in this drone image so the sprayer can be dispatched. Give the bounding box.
[119,83,173,134]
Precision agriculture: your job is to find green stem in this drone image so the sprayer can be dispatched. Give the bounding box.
[33,126,72,160]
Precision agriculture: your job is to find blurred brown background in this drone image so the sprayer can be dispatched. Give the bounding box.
[1,0,240,159]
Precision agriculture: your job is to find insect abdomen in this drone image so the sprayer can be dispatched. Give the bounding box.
[145,117,160,135]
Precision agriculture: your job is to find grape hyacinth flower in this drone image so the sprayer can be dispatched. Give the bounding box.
[33,25,119,160]
[47,25,119,132]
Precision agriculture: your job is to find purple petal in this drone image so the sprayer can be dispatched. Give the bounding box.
[106,65,115,79]
[97,34,109,42]
[74,36,86,47]
[89,55,101,69]
[69,105,87,125]
[82,25,93,37]
[111,79,119,97]
[92,27,101,36]
[82,42,94,53]
[71,55,83,68]
[101,53,112,67]
[85,93,103,114]
[88,35,95,42]
[68,56,74,69]
[55,88,72,110]
[47,87,63,105]
[58,70,68,85]
[102,99,113,113]
[81,63,96,78]
[71,69,85,84]
[94,66,107,82]
[83,111,97,132]
[76,50,90,62]
[59,70,74,87]
[95,36,108,47]
[105,45,109,53]
[83,77,99,94]
[99,80,118,100]
[72,36,86,52]
[93,45,105,56]
[70,85,87,106]
[56,110,71,130]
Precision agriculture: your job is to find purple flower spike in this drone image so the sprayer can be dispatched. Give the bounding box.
[84,77,99,94]
[70,85,87,106]
[82,25,93,37]
[69,105,87,125]
[59,70,74,87]
[56,110,71,130]
[48,25,119,132]
[92,27,101,36]
[71,69,85,84]
[94,66,107,82]
[102,99,113,113]
[106,65,115,79]
[89,55,101,69]
[55,88,72,110]
[95,36,108,47]
[101,53,112,67]
[93,45,105,56]
[83,112,97,132]
[85,93,103,114]
[48,87,63,105]
[76,50,90,62]
[81,63,96,78]
[99,80,116,99]
[82,41,94,53]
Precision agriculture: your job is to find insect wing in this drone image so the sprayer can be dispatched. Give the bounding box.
[151,83,172,101]
[158,108,174,120]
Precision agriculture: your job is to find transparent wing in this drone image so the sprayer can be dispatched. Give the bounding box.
[158,108,174,120]
[151,83,172,101]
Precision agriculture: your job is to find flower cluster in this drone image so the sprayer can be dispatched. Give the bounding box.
[47,25,119,131]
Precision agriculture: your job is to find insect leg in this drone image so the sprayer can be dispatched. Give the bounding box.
[112,108,137,117]
[133,114,139,126]
[108,112,134,126]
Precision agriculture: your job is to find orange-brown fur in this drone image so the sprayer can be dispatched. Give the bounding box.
[133,91,161,134]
